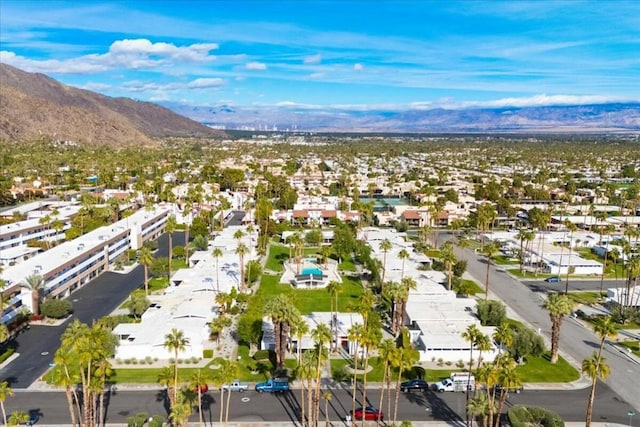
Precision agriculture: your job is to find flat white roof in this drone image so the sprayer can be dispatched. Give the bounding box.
[0,205,170,287]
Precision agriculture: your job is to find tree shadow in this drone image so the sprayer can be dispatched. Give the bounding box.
[424,391,465,424]
[155,389,171,415]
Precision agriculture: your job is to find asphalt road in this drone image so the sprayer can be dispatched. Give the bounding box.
[4,383,633,425]
[0,232,181,388]
[523,279,619,294]
[442,231,640,413]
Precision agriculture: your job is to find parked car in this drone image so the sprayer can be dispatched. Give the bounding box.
[255,377,289,393]
[493,384,524,394]
[545,276,561,283]
[400,378,429,392]
[222,380,249,392]
[354,406,384,421]
[193,384,209,393]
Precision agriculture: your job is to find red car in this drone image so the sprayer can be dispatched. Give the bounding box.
[193,384,209,393]
[354,406,383,421]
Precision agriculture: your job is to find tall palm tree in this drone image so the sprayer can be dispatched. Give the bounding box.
[462,324,482,415]
[583,352,611,427]
[379,238,393,284]
[359,323,382,427]
[0,381,14,427]
[492,322,513,355]
[297,351,316,427]
[467,390,491,427]
[290,316,309,366]
[377,339,397,425]
[137,246,154,296]
[348,322,364,420]
[543,293,575,364]
[164,328,190,406]
[322,392,332,427]
[235,242,249,292]
[482,241,500,301]
[20,274,46,316]
[165,215,177,279]
[564,221,578,293]
[397,248,410,280]
[182,201,193,261]
[391,328,419,424]
[311,324,331,424]
[190,369,209,427]
[326,280,342,352]
[51,347,81,427]
[440,241,457,291]
[398,277,417,333]
[494,355,521,427]
[212,247,223,292]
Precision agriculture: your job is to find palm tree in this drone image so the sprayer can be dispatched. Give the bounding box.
[467,390,491,427]
[164,328,190,406]
[0,381,14,427]
[182,201,193,261]
[377,339,397,424]
[543,292,575,363]
[391,328,419,424]
[322,392,332,427]
[169,399,192,427]
[236,242,249,292]
[397,277,417,333]
[0,324,8,344]
[212,247,223,292]
[440,241,456,291]
[311,324,331,424]
[190,369,209,427]
[492,322,513,355]
[494,355,521,427]
[137,246,154,296]
[564,221,578,293]
[297,351,316,426]
[290,316,309,366]
[397,248,410,280]
[462,324,482,423]
[482,241,500,301]
[348,322,364,420]
[583,352,611,427]
[165,215,177,279]
[379,238,393,283]
[20,274,46,316]
[326,280,342,352]
[359,323,382,427]
[51,347,81,427]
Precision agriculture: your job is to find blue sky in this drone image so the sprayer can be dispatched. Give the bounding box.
[1,0,639,110]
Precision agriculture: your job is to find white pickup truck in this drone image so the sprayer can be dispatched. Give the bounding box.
[222,380,249,392]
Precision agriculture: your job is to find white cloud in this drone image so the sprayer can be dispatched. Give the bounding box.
[307,72,325,80]
[303,54,322,64]
[187,77,224,89]
[79,82,113,91]
[246,61,267,70]
[353,63,363,71]
[459,94,635,109]
[0,38,218,74]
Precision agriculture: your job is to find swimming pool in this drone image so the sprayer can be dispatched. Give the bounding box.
[302,267,323,276]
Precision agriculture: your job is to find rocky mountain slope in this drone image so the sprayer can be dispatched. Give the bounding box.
[0,64,222,146]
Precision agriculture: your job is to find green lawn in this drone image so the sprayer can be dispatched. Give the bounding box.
[619,341,640,358]
[338,258,357,272]
[494,255,519,265]
[264,245,290,272]
[256,270,364,314]
[514,353,580,382]
[567,291,605,305]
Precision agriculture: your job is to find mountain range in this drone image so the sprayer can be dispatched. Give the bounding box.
[0,64,223,147]
[164,102,640,134]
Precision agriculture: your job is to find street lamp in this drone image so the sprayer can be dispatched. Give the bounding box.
[629,410,636,427]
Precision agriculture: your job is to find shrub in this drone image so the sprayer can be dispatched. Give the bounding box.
[40,299,73,319]
[253,349,270,360]
[0,348,15,364]
[145,356,153,364]
[476,299,506,326]
[126,412,150,427]
[203,349,214,358]
[508,405,564,427]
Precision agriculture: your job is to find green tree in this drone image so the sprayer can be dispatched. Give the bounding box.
[482,241,500,301]
[20,273,46,316]
[236,242,249,292]
[326,280,342,352]
[0,381,14,427]
[379,238,393,284]
[164,328,190,406]
[165,215,177,279]
[543,293,575,363]
[127,292,150,320]
[137,246,154,296]
[190,369,209,427]
[583,352,611,427]
[440,241,457,291]
[211,247,223,292]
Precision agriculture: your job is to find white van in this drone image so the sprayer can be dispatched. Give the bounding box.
[434,372,475,392]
